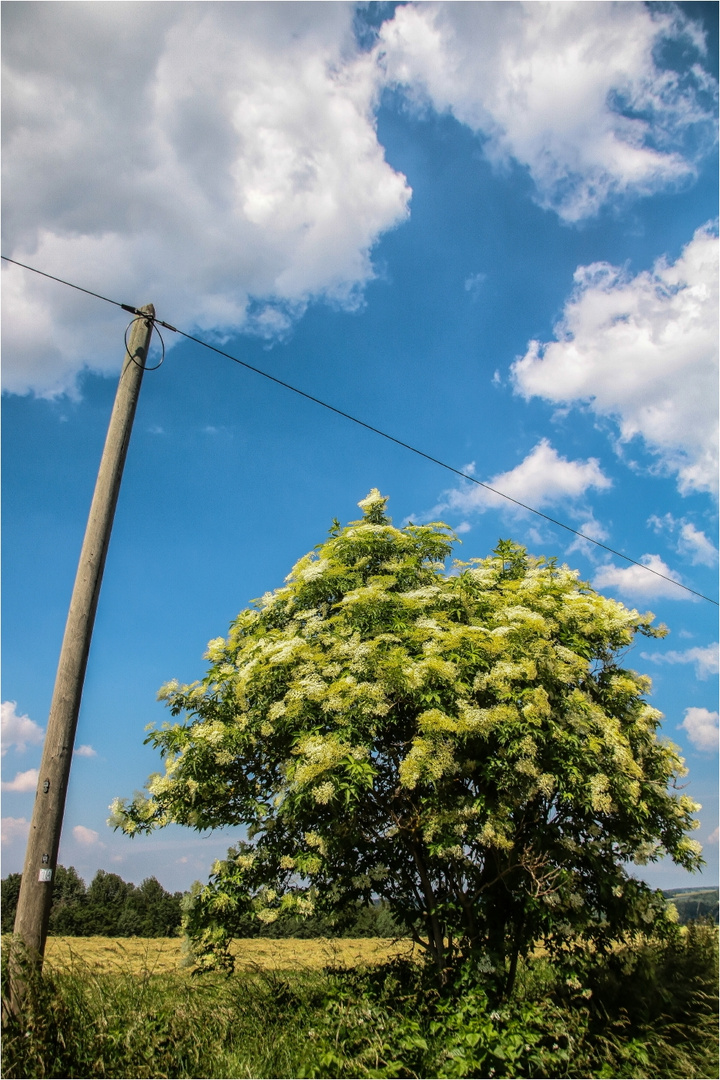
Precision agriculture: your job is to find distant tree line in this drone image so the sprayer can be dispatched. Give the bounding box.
[1,867,183,937]
[4,867,711,939]
[1,866,404,939]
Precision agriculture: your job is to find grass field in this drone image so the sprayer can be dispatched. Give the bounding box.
[44,934,419,974]
[3,926,718,1079]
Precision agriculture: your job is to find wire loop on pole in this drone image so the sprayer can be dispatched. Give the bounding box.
[124,317,165,370]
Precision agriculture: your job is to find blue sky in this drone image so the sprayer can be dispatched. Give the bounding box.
[2,1,717,894]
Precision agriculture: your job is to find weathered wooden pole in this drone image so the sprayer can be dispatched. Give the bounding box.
[11,307,155,975]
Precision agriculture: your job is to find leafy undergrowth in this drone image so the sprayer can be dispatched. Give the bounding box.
[2,923,717,1079]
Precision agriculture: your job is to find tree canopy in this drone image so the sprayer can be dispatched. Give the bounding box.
[112,491,701,986]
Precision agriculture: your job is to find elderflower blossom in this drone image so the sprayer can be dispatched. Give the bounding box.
[589,774,613,815]
[518,735,538,758]
[298,558,329,583]
[479,820,513,851]
[357,488,387,515]
[537,773,555,797]
[677,837,703,858]
[312,781,335,804]
[256,909,279,924]
[633,841,660,865]
[204,637,226,662]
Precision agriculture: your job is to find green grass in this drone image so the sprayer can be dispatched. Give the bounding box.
[2,923,717,1079]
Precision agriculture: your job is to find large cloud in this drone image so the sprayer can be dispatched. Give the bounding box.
[2,2,715,397]
[593,555,687,601]
[2,768,39,793]
[2,2,410,396]
[1,817,30,844]
[649,513,718,566]
[428,438,611,521]
[72,824,104,848]
[680,707,719,752]
[642,643,719,680]
[378,1,716,221]
[1,701,44,756]
[512,226,719,497]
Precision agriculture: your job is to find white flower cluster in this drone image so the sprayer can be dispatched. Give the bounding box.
[312,781,335,804]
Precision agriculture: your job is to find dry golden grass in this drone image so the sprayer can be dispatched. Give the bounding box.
[43,935,419,975]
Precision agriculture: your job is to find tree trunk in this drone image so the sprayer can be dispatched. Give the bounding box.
[409,839,446,979]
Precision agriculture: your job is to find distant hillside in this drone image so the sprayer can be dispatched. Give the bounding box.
[663,887,719,924]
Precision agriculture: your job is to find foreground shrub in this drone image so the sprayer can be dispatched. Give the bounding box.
[1,944,311,1079]
[298,925,719,1079]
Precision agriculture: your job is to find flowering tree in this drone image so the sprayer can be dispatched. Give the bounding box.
[112,491,701,987]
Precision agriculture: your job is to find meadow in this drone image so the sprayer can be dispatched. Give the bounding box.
[2,924,718,1080]
[43,934,419,975]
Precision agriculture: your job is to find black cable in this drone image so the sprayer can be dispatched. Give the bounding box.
[3,253,717,605]
[124,316,165,370]
[1,255,138,313]
[171,327,718,606]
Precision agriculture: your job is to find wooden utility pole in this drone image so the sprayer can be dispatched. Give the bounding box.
[12,306,155,969]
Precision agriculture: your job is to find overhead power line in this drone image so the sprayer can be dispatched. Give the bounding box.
[3,253,717,607]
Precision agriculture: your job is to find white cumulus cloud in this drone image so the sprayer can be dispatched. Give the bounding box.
[378,1,716,221]
[431,439,611,521]
[2,768,39,793]
[649,514,719,566]
[72,824,104,847]
[74,745,97,758]
[642,643,719,680]
[677,522,719,566]
[593,554,687,601]
[2,2,410,396]
[1,701,44,756]
[566,514,610,560]
[511,225,719,496]
[1,816,30,844]
[680,706,719,752]
[3,2,715,397]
